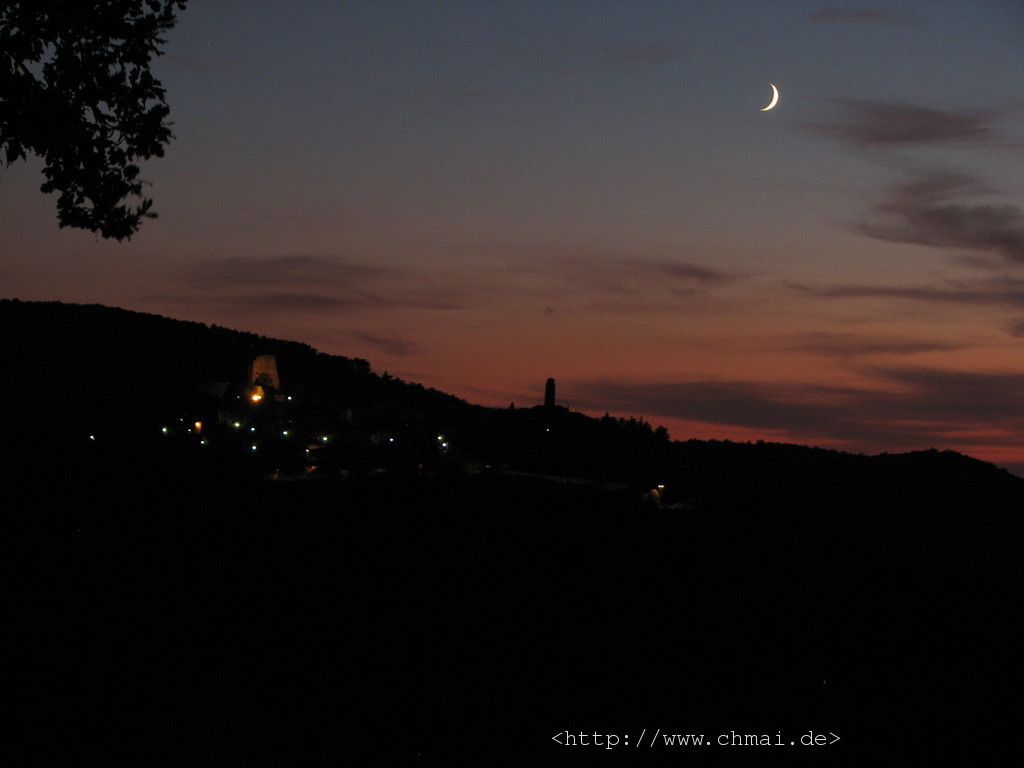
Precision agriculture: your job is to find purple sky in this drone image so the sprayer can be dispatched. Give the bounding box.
[4,1,1024,473]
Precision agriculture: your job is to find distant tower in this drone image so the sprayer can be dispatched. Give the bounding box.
[544,377,556,408]
[249,354,280,390]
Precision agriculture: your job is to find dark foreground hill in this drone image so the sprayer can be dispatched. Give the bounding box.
[6,299,1023,765]
[13,469,1021,766]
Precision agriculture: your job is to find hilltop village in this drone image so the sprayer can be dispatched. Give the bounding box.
[3,300,688,504]
[157,352,676,498]
[162,351,466,480]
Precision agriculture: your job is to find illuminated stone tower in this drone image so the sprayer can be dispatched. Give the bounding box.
[249,354,280,390]
[245,354,282,403]
[544,377,556,408]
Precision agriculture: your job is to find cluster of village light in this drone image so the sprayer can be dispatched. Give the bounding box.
[89,418,455,469]
[144,419,452,468]
[81,354,470,476]
[248,393,293,404]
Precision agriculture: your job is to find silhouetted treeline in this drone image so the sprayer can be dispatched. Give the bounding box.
[2,297,463,440]
[5,298,1024,513]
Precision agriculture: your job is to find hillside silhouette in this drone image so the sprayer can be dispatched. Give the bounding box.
[7,298,1022,765]
[5,298,1022,506]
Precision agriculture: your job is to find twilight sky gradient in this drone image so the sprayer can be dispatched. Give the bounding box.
[4,1,1024,473]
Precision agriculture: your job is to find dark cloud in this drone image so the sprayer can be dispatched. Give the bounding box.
[788,278,1024,308]
[524,254,737,294]
[183,256,464,312]
[574,366,1024,453]
[175,253,736,319]
[220,292,392,312]
[856,171,1024,264]
[576,379,868,436]
[353,332,419,357]
[786,332,966,358]
[220,290,407,313]
[667,288,700,299]
[188,256,392,290]
[656,261,733,283]
[498,253,740,313]
[790,276,1024,340]
[954,254,1005,271]
[873,366,1024,423]
[220,290,459,313]
[807,100,1000,147]
[807,7,920,26]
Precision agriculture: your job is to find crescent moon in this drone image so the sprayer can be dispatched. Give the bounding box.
[760,83,779,111]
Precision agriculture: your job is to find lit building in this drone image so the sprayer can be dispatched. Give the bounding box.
[246,354,284,403]
[249,354,280,390]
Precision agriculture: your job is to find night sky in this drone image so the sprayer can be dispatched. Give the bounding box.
[4,1,1024,473]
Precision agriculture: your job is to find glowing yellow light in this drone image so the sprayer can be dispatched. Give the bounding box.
[251,394,263,402]
[194,421,202,431]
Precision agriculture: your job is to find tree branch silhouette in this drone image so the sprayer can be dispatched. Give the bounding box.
[1,1,186,240]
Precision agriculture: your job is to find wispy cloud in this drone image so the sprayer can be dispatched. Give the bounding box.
[807,100,1001,147]
[169,251,741,320]
[517,253,737,292]
[785,332,967,358]
[788,276,1024,308]
[188,255,392,290]
[789,274,1024,340]
[352,332,419,357]
[221,292,385,312]
[216,291,458,313]
[577,378,873,436]
[507,253,743,314]
[574,366,1024,452]
[855,171,1024,264]
[180,255,465,313]
[807,7,921,26]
